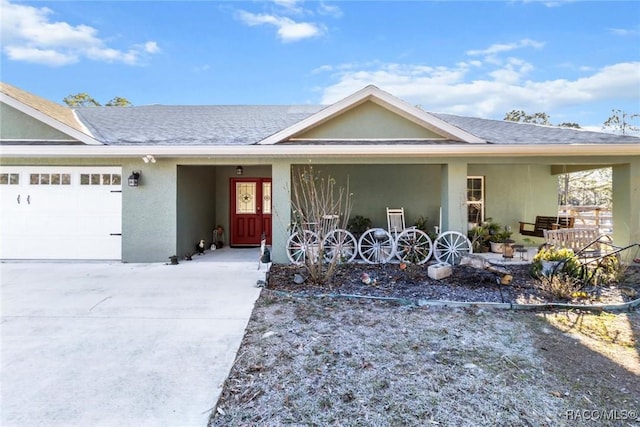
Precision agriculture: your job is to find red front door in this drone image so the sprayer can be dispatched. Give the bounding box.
[230,178,272,246]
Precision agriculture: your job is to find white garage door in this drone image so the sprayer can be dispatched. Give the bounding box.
[0,166,122,260]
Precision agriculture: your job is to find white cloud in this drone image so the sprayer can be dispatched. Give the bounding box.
[0,0,160,66]
[272,0,303,13]
[516,0,577,7]
[193,64,211,73]
[4,46,77,66]
[609,25,640,36]
[143,41,160,54]
[318,2,343,18]
[316,60,640,119]
[236,10,325,42]
[466,39,545,65]
[273,0,300,8]
[315,39,640,120]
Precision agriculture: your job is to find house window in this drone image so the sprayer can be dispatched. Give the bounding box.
[29,173,71,185]
[0,173,19,185]
[467,176,484,226]
[80,173,121,185]
[236,182,256,214]
[262,181,272,214]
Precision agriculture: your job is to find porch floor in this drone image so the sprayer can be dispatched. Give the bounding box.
[473,247,538,266]
[187,247,261,263]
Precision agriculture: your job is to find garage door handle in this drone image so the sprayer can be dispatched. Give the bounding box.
[110,233,122,236]
[27,195,31,205]
[17,194,20,204]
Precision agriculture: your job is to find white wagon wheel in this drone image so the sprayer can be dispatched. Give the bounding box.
[286,230,320,265]
[434,231,473,265]
[323,229,358,264]
[358,228,395,264]
[395,228,433,265]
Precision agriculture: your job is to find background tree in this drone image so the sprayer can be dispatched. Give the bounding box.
[63,93,132,107]
[504,110,581,129]
[557,122,581,129]
[503,110,550,125]
[558,168,612,208]
[105,96,132,107]
[63,93,101,107]
[602,109,639,135]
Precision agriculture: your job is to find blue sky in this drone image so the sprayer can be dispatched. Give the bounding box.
[1,0,639,130]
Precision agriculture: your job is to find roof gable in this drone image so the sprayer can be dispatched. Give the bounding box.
[1,103,76,142]
[0,82,101,145]
[259,85,486,145]
[293,100,445,140]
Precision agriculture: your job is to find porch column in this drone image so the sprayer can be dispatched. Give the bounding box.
[271,160,292,263]
[440,161,468,233]
[612,159,640,247]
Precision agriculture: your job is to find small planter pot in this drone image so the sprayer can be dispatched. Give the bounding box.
[490,242,504,253]
[541,260,563,276]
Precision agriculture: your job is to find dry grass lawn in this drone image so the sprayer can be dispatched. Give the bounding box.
[210,292,639,427]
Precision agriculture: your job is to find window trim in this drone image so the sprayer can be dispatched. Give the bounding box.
[467,176,485,227]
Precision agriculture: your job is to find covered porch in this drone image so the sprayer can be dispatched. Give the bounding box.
[268,157,639,264]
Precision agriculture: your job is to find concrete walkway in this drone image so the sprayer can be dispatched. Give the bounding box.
[1,248,264,427]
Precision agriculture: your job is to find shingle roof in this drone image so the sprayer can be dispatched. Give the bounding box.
[73,103,640,146]
[0,82,87,135]
[75,105,323,145]
[432,113,640,145]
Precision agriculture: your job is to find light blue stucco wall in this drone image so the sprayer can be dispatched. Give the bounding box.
[121,160,177,262]
[295,164,443,230]
[469,163,557,243]
[298,101,443,140]
[613,159,640,247]
[0,104,72,141]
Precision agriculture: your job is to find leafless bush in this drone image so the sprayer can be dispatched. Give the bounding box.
[539,274,581,300]
[290,166,353,286]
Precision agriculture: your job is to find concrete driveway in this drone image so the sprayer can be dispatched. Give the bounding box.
[1,250,264,427]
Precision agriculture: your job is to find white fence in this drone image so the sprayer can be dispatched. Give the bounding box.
[558,205,612,234]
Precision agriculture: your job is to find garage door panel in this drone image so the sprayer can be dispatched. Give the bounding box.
[0,167,122,260]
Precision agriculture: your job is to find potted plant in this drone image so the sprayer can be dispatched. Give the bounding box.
[413,215,429,233]
[468,223,490,252]
[347,215,372,240]
[487,223,512,253]
[532,247,577,276]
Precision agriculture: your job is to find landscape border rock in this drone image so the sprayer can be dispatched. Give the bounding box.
[265,289,640,313]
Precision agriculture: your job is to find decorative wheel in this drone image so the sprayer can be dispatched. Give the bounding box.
[434,231,472,265]
[286,230,320,265]
[395,229,433,265]
[358,228,395,264]
[323,229,357,264]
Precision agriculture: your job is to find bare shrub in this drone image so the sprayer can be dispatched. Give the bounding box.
[538,274,581,300]
[290,166,353,286]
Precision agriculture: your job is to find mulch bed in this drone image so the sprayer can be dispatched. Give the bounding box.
[266,262,640,306]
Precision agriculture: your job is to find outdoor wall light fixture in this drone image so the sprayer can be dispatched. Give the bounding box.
[236,166,244,176]
[128,171,141,187]
[142,155,156,163]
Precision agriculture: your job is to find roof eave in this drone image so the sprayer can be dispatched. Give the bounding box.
[1,143,638,159]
